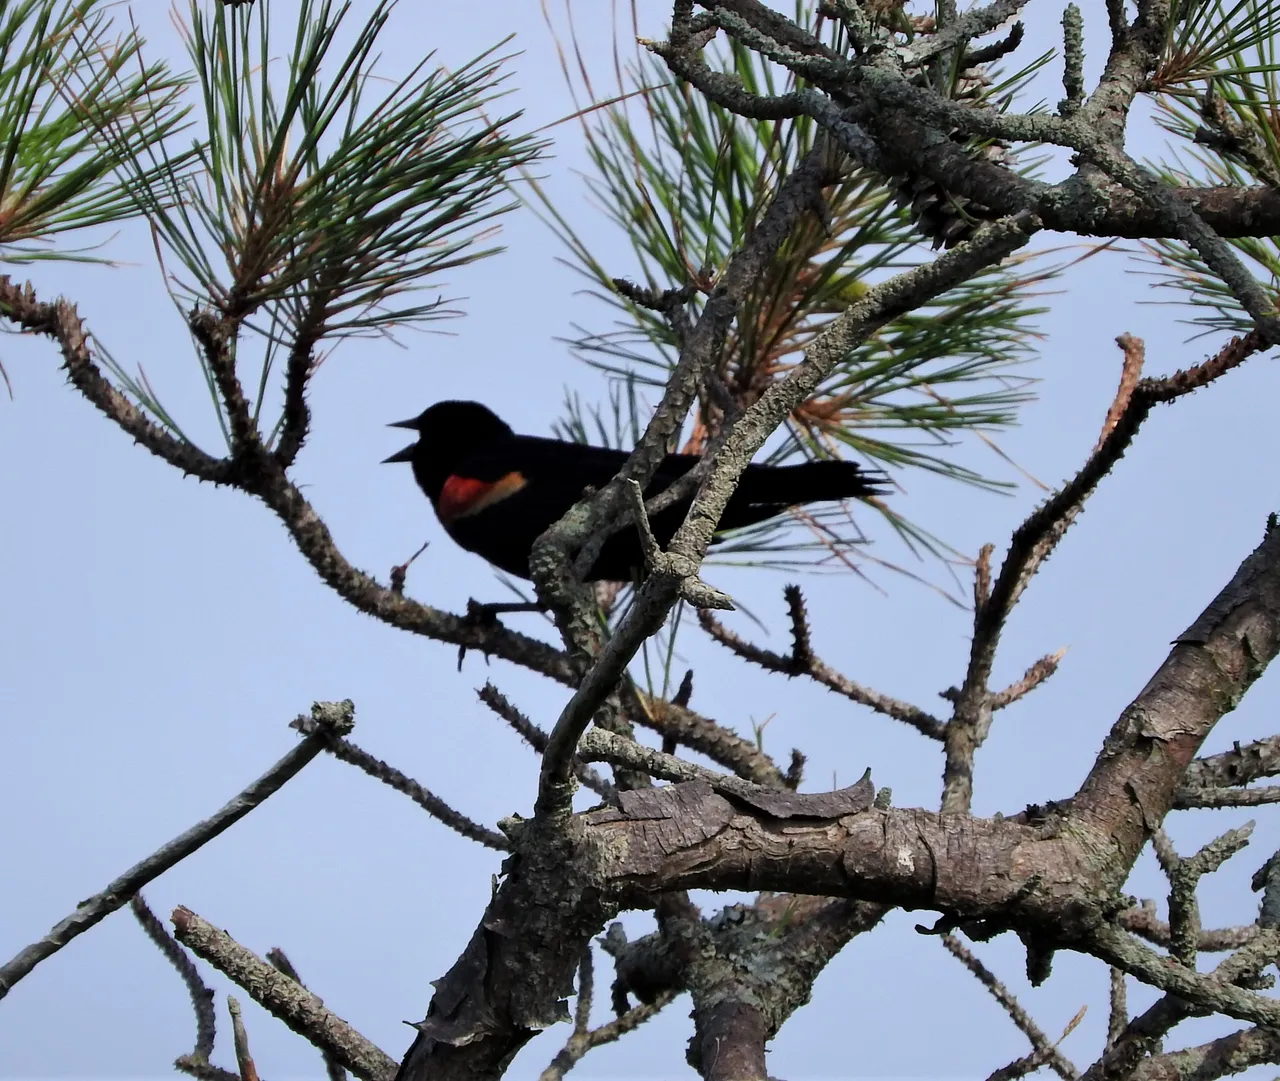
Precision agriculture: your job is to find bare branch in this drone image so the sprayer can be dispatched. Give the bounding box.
[0,277,232,483]
[1118,903,1258,952]
[629,686,790,787]
[189,310,257,453]
[1176,784,1280,809]
[289,712,507,849]
[989,650,1068,710]
[1089,924,1280,1034]
[1107,967,1127,1051]
[267,949,348,1081]
[942,934,1080,1081]
[1132,1026,1280,1081]
[477,683,616,802]
[1084,929,1280,1081]
[538,988,680,1081]
[172,907,397,1081]
[1184,736,1280,790]
[698,598,944,740]
[946,330,1267,815]
[1058,4,1084,117]
[0,701,353,999]
[1161,825,1255,966]
[227,998,261,1081]
[131,894,236,1081]
[1073,513,1280,871]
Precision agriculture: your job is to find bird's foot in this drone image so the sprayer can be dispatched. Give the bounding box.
[456,599,547,671]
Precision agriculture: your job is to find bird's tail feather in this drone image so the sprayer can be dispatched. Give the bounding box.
[737,459,886,505]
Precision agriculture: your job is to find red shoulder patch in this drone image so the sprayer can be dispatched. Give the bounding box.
[437,471,527,524]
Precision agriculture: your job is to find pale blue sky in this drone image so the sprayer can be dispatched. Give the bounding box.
[3,2,1280,1079]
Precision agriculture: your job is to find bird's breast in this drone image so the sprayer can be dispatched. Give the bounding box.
[435,471,528,525]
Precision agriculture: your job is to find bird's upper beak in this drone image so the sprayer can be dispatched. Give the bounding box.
[383,419,420,463]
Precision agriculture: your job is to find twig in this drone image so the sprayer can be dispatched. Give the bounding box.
[1129,1026,1280,1081]
[1161,824,1255,966]
[266,949,348,1081]
[987,1007,1086,1081]
[662,669,694,755]
[227,998,261,1081]
[189,309,257,453]
[0,277,231,483]
[942,933,1080,1081]
[389,541,430,597]
[1083,926,1280,1081]
[538,988,680,1081]
[1251,847,1280,928]
[1118,902,1258,952]
[628,685,788,787]
[1184,736,1280,790]
[1058,4,1084,117]
[1107,967,1126,1050]
[1175,784,1280,809]
[1088,923,1280,1033]
[578,727,874,816]
[477,683,615,802]
[289,712,507,849]
[698,599,944,740]
[988,650,1068,710]
[131,894,237,1081]
[0,701,354,999]
[945,328,1266,815]
[172,907,397,1081]
[1099,333,1146,450]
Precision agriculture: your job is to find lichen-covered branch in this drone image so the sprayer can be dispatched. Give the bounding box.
[131,894,239,1081]
[172,907,397,1081]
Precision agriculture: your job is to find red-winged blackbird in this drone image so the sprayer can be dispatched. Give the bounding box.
[384,400,886,582]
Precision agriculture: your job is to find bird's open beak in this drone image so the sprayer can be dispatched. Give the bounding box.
[383,418,419,463]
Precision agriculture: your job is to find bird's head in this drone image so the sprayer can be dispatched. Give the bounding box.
[383,401,515,495]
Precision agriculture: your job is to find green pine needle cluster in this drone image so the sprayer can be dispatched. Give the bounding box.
[1144,0,1280,334]
[532,6,1059,576]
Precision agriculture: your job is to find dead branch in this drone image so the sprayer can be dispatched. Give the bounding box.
[477,683,615,802]
[942,933,1079,1081]
[1183,736,1280,790]
[0,701,353,999]
[1118,902,1258,952]
[942,329,1265,813]
[227,997,261,1081]
[131,894,239,1081]
[267,949,348,1081]
[171,907,397,1081]
[698,591,944,740]
[289,712,507,848]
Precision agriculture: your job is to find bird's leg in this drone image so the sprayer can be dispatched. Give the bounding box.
[465,599,547,622]
[456,598,548,672]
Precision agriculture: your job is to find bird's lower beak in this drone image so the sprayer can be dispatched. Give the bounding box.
[382,444,416,464]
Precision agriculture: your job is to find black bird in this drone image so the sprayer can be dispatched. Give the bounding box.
[383,400,885,582]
